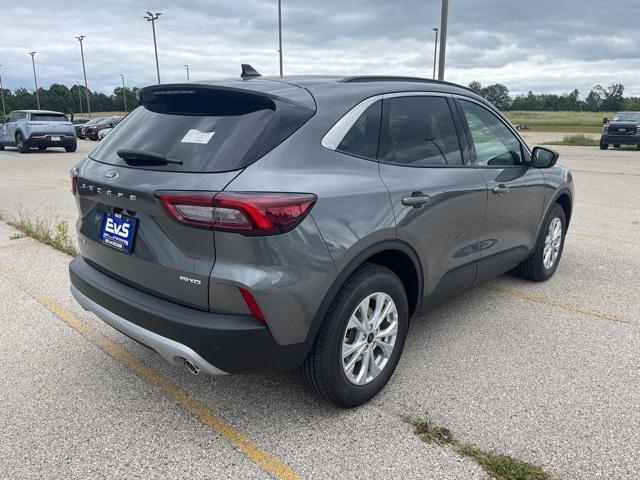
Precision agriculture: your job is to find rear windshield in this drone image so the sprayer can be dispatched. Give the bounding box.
[31,113,68,122]
[89,88,315,173]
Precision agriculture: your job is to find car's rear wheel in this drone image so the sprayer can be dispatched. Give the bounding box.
[303,263,409,408]
[515,203,566,282]
[16,133,29,153]
[0,142,4,151]
[65,143,77,153]
[38,146,47,151]
[613,144,620,148]
[599,142,608,150]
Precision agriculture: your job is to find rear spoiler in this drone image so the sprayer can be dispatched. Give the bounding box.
[139,81,316,112]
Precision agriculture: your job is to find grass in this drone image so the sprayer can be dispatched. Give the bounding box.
[73,111,126,119]
[410,417,552,480]
[8,209,78,256]
[544,134,600,147]
[505,111,611,133]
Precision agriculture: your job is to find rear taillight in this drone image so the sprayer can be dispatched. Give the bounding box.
[70,167,79,194]
[156,192,317,235]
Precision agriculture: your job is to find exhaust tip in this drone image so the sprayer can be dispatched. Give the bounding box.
[183,358,200,375]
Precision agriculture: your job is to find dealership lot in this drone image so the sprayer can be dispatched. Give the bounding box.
[0,139,639,479]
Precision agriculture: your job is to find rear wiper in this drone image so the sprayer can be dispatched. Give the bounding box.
[116,149,183,166]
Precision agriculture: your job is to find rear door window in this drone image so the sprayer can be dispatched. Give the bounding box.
[379,96,462,167]
[90,88,315,173]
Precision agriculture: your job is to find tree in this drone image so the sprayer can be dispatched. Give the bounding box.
[467,82,511,111]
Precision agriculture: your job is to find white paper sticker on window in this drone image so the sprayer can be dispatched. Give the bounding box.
[181,129,215,144]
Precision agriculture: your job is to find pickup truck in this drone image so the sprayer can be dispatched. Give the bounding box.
[0,110,77,153]
[600,112,640,150]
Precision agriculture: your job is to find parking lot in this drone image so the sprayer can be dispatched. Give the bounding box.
[0,137,639,479]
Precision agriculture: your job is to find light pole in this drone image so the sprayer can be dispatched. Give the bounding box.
[76,35,91,117]
[120,74,127,112]
[29,52,40,110]
[77,81,83,114]
[432,27,439,80]
[277,0,283,77]
[144,12,162,84]
[437,0,448,80]
[184,64,190,81]
[0,65,6,116]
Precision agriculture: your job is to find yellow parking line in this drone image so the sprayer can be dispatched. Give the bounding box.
[482,285,630,324]
[35,295,299,480]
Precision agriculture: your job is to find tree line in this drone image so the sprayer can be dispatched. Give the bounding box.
[468,81,640,112]
[2,81,639,115]
[0,83,139,116]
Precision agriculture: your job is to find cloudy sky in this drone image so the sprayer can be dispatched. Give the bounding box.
[1,0,639,97]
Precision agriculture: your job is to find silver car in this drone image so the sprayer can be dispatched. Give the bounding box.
[0,109,77,153]
[69,69,574,407]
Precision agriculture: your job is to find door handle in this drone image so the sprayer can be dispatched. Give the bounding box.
[492,184,510,196]
[402,192,432,207]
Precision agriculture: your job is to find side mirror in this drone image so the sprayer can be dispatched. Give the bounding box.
[531,147,559,169]
[602,117,609,124]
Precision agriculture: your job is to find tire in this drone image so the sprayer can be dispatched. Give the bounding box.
[65,143,77,153]
[599,142,608,150]
[38,146,47,151]
[515,203,567,282]
[16,133,29,153]
[0,142,4,151]
[613,144,620,148]
[636,145,640,151]
[303,263,409,408]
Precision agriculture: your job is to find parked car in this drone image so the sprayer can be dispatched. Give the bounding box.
[73,118,90,125]
[85,116,122,141]
[69,69,574,407]
[97,127,113,140]
[77,116,108,139]
[600,112,640,150]
[0,109,76,153]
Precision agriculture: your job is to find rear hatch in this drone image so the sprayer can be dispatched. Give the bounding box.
[74,81,315,310]
[28,112,75,136]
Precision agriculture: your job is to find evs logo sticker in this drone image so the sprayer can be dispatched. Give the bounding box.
[104,217,130,238]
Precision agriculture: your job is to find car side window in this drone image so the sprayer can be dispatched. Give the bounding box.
[460,100,523,167]
[336,100,382,160]
[379,96,462,167]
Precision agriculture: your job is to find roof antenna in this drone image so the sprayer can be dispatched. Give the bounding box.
[241,64,261,79]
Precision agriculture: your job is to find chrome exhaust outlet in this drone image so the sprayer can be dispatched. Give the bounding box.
[183,358,200,375]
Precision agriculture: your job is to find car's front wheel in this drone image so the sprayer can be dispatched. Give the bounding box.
[599,142,608,150]
[515,203,567,282]
[304,263,409,408]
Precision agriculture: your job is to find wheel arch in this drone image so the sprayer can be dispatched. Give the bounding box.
[305,240,424,347]
[552,189,572,226]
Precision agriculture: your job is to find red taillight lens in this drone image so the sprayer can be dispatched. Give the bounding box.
[70,167,78,194]
[156,192,317,235]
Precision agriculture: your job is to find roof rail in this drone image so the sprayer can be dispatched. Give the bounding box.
[340,76,476,94]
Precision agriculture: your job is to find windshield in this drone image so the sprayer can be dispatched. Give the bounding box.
[31,113,68,122]
[89,89,314,173]
[612,112,640,122]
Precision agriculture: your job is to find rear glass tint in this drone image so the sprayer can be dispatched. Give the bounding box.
[89,88,315,173]
[31,114,68,122]
[336,100,382,160]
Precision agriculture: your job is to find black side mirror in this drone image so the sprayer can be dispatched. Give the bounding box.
[602,117,609,124]
[531,147,559,168]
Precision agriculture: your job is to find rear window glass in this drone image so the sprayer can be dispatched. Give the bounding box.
[89,88,315,173]
[337,100,382,160]
[31,114,68,122]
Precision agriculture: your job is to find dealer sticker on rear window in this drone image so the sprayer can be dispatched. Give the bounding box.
[181,129,215,144]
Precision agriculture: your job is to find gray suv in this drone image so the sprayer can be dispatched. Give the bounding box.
[69,71,573,407]
[0,110,77,153]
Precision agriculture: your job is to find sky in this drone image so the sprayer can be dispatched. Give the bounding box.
[1,0,639,97]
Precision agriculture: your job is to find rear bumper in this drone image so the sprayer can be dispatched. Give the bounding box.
[601,134,640,145]
[27,134,76,147]
[69,256,310,374]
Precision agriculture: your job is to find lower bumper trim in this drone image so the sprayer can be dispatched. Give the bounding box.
[71,284,227,375]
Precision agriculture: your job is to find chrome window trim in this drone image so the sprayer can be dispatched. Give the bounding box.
[321,91,449,151]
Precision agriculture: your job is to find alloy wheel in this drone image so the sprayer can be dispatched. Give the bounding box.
[341,292,398,385]
[543,217,562,269]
